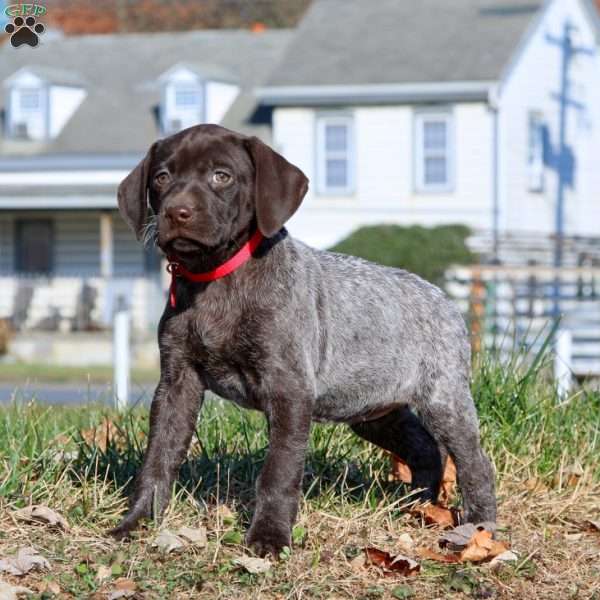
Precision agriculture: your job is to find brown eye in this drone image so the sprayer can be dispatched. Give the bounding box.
[155,172,170,187]
[212,170,232,185]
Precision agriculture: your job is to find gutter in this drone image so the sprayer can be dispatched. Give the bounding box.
[257,81,496,106]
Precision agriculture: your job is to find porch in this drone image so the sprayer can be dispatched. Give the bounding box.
[0,210,166,332]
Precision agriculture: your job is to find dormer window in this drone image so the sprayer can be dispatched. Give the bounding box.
[163,81,204,134]
[4,67,87,142]
[158,64,240,136]
[9,85,47,140]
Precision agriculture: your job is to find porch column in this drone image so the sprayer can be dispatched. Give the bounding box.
[100,211,114,278]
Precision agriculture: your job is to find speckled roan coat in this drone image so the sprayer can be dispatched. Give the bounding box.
[110,124,496,556]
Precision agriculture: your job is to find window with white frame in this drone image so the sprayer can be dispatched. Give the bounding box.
[9,87,46,139]
[415,112,454,192]
[164,83,203,134]
[316,116,354,195]
[527,111,545,192]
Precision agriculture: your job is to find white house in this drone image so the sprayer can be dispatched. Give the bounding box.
[258,0,600,251]
[0,30,291,332]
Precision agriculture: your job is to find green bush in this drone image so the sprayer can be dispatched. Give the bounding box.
[329,224,475,284]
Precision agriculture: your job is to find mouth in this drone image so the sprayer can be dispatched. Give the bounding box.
[164,237,204,255]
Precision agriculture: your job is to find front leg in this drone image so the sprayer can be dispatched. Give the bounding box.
[246,389,312,557]
[110,359,204,539]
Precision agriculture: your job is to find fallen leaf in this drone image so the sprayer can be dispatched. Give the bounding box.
[439,457,457,506]
[439,523,478,549]
[14,506,69,531]
[439,522,497,550]
[364,547,420,577]
[524,477,549,494]
[233,555,272,574]
[152,530,186,553]
[0,547,50,576]
[80,417,122,453]
[389,455,412,484]
[459,530,494,562]
[411,504,457,529]
[416,546,460,564]
[107,578,136,600]
[176,525,207,546]
[459,529,508,563]
[583,519,600,533]
[488,549,519,570]
[95,564,112,584]
[0,581,33,599]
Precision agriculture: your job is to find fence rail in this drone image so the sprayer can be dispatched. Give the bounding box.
[445,265,600,377]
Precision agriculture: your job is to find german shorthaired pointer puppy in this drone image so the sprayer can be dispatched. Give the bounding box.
[110,124,496,556]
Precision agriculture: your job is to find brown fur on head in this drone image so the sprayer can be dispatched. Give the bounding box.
[117,124,308,268]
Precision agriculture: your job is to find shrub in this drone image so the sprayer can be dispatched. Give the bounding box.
[329,224,475,284]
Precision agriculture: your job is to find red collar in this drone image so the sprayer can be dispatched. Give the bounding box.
[166,230,264,308]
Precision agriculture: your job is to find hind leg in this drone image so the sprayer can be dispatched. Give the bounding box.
[419,381,496,524]
[351,406,444,503]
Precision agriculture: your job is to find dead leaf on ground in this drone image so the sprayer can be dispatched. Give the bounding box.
[0,581,33,599]
[233,555,272,574]
[152,530,186,553]
[107,578,136,600]
[80,417,123,452]
[583,519,600,533]
[364,547,420,577]
[439,457,457,506]
[0,547,50,576]
[419,527,509,565]
[439,522,497,550]
[411,504,457,529]
[14,505,69,531]
[389,455,412,484]
[416,546,460,564]
[176,525,207,546]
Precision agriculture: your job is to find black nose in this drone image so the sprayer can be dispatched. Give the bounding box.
[166,205,192,225]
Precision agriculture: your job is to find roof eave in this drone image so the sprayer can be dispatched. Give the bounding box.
[257,81,497,107]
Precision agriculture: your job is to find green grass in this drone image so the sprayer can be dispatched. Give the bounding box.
[0,351,598,599]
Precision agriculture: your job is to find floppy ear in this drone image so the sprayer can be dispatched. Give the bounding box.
[117,143,155,240]
[245,136,309,238]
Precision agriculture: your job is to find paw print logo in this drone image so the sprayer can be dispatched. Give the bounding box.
[5,16,45,48]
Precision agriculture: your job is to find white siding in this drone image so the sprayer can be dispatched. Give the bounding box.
[55,213,100,275]
[498,0,600,237]
[275,103,494,249]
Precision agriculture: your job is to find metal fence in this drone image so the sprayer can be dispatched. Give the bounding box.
[445,265,600,377]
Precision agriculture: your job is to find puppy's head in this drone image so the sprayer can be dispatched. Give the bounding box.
[118,124,308,261]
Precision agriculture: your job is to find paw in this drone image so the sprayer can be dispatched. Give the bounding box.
[5,15,45,48]
[108,512,144,541]
[245,523,291,558]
